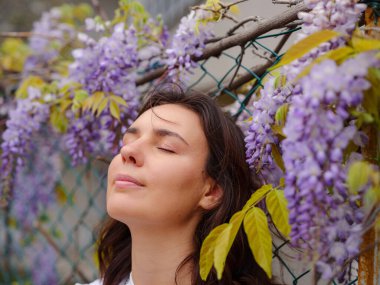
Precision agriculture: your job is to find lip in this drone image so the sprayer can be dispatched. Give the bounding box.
[114,174,144,189]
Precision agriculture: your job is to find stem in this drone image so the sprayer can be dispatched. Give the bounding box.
[0,32,58,39]
[90,0,109,21]
[135,2,309,86]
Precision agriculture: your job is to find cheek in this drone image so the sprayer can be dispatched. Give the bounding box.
[106,155,120,198]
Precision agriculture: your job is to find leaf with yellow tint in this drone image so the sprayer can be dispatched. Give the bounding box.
[200,223,228,280]
[270,30,340,71]
[214,223,233,279]
[266,189,291,238]
[242,184,273,211]
[244,207,273,278]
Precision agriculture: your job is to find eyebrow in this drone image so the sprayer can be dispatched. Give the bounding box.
[125,127,189,146]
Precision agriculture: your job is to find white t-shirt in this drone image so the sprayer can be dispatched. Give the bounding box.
[75,273,134,285]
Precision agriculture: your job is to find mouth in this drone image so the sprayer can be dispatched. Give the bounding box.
[114,174,144,189]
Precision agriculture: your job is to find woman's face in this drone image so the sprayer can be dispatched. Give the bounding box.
[107,103,214,229]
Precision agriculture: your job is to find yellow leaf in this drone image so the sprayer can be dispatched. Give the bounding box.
[56,184,68,205]
[96,97,109,116]
[214,223,233,279]
[351,36,380,52]
[270,30,340,71]
[200,223,228,280]
[91,92,106,114]
[243,207,273,278]
[347,161,372,194]
[275,104,289,127]
[266,189,290,237]
[110,100,121,120]
[243,184,273,211]
[15,76,45,98]
[271,125,286,137]
[50,107,68,133]
[229,5,239,15]
[110,95,128,106]
[295,46,355,81]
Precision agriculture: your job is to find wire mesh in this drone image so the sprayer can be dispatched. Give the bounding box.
[0,26,359,285]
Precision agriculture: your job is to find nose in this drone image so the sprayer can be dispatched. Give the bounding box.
[120,141,144,167]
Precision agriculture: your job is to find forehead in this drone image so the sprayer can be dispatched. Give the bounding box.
[133,104,206,141]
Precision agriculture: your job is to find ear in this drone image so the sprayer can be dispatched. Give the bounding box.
[199,178,223,210]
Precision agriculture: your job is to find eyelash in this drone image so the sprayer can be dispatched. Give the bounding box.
[157,147,176,154]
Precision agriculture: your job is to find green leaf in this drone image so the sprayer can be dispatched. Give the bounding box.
[200,223,228,280]
[110,100,121,120]
[266,189,290,238]
[271,144,285,172]
[50,107,68,133]
[243,207,273,278]
[74,90,88,104]
[275,104,289,126]
[214,223,233,279]
[363,68,380,124]
[363,186,380,210]
[270,30,340,71]
[347,161,372,194]
[243,184,273,211]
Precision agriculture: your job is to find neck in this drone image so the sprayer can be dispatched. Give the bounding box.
[129,223,197,285]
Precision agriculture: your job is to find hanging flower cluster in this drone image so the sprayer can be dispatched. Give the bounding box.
[244,0,380,282]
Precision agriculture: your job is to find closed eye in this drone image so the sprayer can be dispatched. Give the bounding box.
[157,147,176,154]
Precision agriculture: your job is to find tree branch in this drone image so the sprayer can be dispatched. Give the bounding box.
[135,2,308,86]
[272,0,303,6]
[0,32,58,39]
[90,0,109,21]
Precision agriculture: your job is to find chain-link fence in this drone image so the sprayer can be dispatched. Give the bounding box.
[0,6,362,285]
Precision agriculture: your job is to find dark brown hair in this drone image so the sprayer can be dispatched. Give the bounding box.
[97,85,273,285]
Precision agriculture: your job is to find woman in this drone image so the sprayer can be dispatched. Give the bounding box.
[88,86,273,285]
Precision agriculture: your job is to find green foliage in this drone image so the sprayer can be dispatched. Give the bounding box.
[200,184,290,280]
[270,30,341,71]
[15,76,46,99]
[113,0,150,30]
[363,68,380,125]
[0,39,30,73]
[58,3,94,25]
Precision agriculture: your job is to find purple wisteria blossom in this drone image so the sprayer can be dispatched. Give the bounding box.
[282,53,379,281]
[166,10,214,81]
[26,242,58,285]
[70,23,139,101]
[66,22,141,164]
[1,87,49,178]
[23,7,76,77]
[11,142,60,228]
[284,0,366,82]
[245,0,368,174]
[245,78,291,172]
[63,111,121,165]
